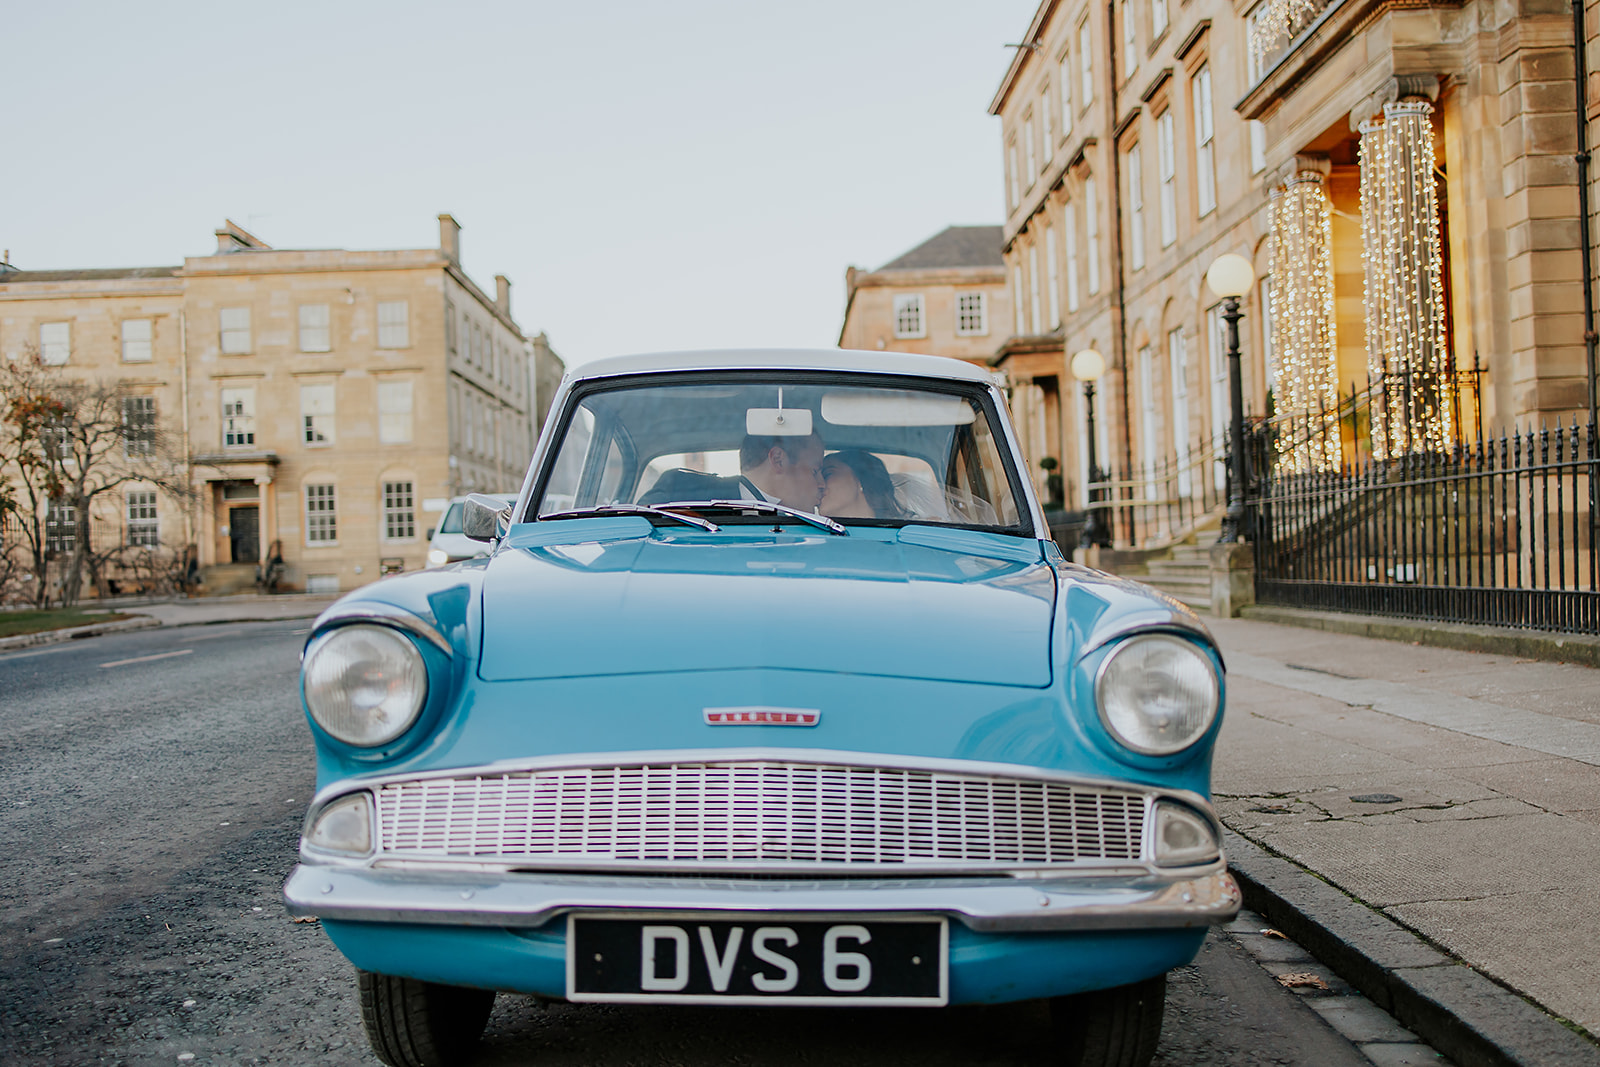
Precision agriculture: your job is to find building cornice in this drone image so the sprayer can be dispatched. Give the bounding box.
[989,0,1061,115]
[848,266,1008,289]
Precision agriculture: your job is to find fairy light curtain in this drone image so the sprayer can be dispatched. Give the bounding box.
[1268,170,1341,471]
[1359,99,1454,457]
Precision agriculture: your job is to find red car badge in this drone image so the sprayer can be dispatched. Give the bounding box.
[703,706,820,726]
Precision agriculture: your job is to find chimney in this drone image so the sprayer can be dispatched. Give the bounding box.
[495,275,511,317]
[438,214,461,264]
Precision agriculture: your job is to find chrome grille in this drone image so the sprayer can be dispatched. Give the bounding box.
[373,761,1149,868]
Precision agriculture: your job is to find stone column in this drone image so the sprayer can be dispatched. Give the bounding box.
[1357,84,1453,457]
[1268,157,1340,471]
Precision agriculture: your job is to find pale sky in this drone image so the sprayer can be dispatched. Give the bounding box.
[4,1,1040,368]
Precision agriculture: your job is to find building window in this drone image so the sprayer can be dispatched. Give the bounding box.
[1194,65,1216,217]
[1168,327,1193,496]
[378,380,414,444]
[305,484,337,544]
[1027,245,1043,335]
[893,294,926,339]
[220,307,251,354]
[383,481,416,541]
[1138,345,1158,487]
[1158,110,1178,247]
[301,383,336,446]
[122,396,156,456]
[127,490,159,547]
[221,387,255,448]
[1085,177,1102,295]
[956,292,988,336]
[377,300,410,349]
[46,500,76,555]
[1250,120,1268,174]
[1044,226,1061,329]
[1127,144,1146,271]
[1152,0,1169,38]
[122,319,153,363]
[40,322,70,365]
[1024,115,1037,181]
[1122,0,1138,76]
[1040,89,1054,161]
[1246,2,1271,84]
[1065,202,1081,313]
[1007,142,1020,209]
[1059,54,1073,137]
[298,304,331,353]
[444,300,457,354]
[1013,266,1026,335]
[1079,21,1094,109]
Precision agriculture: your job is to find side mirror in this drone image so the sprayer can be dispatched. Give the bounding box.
[425,527,435,541]
[463,494,513,543]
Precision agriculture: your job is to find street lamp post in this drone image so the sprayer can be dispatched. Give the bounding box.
[1205,254,1257,543]
[1071,348,1111,549]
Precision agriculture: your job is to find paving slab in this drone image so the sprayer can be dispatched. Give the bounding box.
[1210,616,1600,1062]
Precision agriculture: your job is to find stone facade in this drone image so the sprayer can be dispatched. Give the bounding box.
[838,226,1010,364]
[991,0,1600,528]
[0,216,564,596]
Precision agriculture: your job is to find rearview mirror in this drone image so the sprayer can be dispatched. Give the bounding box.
[463,494,513,543]
[746,407,814,436]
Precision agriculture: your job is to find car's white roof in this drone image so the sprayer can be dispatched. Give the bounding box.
[570,348,1004,385]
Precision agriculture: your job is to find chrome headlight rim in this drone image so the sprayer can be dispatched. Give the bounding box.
[1093,631,1221,757]
[302,623,429,748]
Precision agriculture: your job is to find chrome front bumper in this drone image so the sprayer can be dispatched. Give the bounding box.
[283,863,1241,933]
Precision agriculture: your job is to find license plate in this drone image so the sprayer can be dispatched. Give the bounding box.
[566,912,948,1005]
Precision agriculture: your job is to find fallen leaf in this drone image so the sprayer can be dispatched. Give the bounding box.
[1276,971,1330,990]
[292,916,320,925]
[1260,929,1288,940]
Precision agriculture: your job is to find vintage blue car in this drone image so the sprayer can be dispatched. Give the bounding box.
[283,349,1239,1067]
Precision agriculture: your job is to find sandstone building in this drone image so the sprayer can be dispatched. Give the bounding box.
[988,0,1600,529]
[0,215,564,595]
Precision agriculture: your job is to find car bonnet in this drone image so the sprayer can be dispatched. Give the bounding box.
[477,521,1056,687]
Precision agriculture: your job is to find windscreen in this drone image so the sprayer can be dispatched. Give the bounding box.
[536,375,1026,531]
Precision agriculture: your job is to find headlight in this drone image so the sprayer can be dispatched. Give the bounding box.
[427,548,448,566]
[1095,633,1219,755]
[306,792,373,854]
[303,625,428,746]
[1153,801,1220,866]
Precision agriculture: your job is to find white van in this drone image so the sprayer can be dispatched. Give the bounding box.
[426,494,517,566]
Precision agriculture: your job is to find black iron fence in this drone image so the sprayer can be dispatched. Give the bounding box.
[1250,418,1600,635]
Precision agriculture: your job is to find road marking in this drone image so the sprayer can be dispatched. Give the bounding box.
[99,649,194,669]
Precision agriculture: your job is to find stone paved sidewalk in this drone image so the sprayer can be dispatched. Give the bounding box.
[1208,615,1600,1039]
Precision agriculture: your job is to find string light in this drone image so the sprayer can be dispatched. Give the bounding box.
[1249,0,1323,71]
[1268,171,1341,472]
[1359,100,1454,459]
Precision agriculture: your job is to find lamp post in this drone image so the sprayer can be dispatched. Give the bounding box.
[1071,348,1111,549]
[1205,253,1257,543]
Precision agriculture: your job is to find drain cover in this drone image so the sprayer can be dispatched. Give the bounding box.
[1350,793,1403,804]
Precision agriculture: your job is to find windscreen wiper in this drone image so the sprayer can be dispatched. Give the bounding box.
[539,504,720,532]
[654,500,848,536]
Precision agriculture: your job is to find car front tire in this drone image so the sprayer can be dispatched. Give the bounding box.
[357,970,496,1067]
[1049,973,1167,1067]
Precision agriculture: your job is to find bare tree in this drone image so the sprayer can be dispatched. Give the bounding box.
[0,351,191,606]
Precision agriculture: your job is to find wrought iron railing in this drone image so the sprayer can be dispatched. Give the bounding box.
[1087,435,1229,548]
[1251,419,1600,634]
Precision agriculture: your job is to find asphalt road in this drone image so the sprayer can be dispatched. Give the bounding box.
[0,621,1410,1066]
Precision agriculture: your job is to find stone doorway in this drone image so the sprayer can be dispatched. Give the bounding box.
[229,505,259,563]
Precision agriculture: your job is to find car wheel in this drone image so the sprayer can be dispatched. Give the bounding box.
[357,970,496,1067]
[1049,973,1167,1067]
